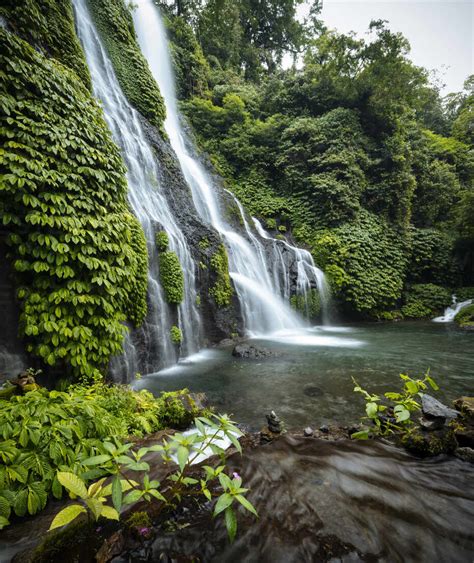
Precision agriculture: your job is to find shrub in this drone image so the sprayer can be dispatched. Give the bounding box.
[454,303,474,328]
[170,325,182,344]
[0,385,208,528]
[210,244,233,307]
[455,287,474,301]
[402,283,451,317]
[159,251,184,304]
[155,231,169,252]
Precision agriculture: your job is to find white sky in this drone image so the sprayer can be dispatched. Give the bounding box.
[320,0,473,94]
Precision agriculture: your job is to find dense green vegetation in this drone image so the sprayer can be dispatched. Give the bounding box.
[0,384,208,527]
[161,1,474,318]
[0,29,148,380]
[210,244,233,307]
[87,0,166,132]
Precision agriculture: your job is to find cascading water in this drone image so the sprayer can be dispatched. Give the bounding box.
[73,0,201,375]
[433,297,473,323]
[132,1,329,335]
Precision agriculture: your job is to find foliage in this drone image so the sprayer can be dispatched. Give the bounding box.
[290,290,321,320]
[170,325,182,344]
[351,372,439,439]
[49,414,257,543]
[454,303,474,328]
[155,230,169,252]
[87,0,166,132]
[210,244,233,307]
[0,30,148,379]
[0,385,208,528]
[402,283,451,318]
[455,287,474,301]
[0,0,91,88]
[159,251,185,304]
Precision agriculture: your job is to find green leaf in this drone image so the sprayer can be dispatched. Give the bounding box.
[365,402,378,418]
[224,506,237,543]
[235,494,258,517]
[426,376,439,391]
[82,455,111,466]
[0,516,9,530]
[177,446,189,472]
[49,504,86,530]
[57,472,88,499]
[100,506,119,520]
[123,489,143,505]
[111,475,122,512]
[405,381,418,394]
[214,493,233,516]
[351,430,370,440]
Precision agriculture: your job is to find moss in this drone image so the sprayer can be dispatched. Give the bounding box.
[157,389,212,429]
[0,30,148,380]
[198,237,210,250]
[401,429,457,457]
[159,251,184,304]
[454,303,474,328]
[155,230,169,252]
[0,0,91,89]
[290,290,321,320]
[87,0,166,132]
[375,310,404,321]
[210,244,233,307]
[170,325,182,344]
[126,511,152,530]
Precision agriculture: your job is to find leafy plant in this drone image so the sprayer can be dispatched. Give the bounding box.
[49,414,257,543]
[0,385,208,528]
[351,372,439,439]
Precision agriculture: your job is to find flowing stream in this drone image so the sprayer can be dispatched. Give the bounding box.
[73,0,202,375]
[132,1,329,336]
[433,297,473,322]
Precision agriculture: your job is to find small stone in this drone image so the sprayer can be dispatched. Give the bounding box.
[304,427,314,437]
[454,447,474,463]
[348,424,360,436]
[420,416,445,431]
[266,410,282,433]
[319,425,329,433]
[232,344,275,359]
[422,394,458,420]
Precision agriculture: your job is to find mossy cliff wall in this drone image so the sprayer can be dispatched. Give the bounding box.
[0,9,148,380]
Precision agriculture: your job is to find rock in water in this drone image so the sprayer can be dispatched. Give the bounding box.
[232,344,275,359]
[422,394,458,420]
[304,427,314,437]
[453,397,474,419]
[419,417,445,431]
[266,411,282,433]
[454,447,474,463]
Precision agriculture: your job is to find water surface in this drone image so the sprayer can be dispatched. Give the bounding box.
[136,322,473,429]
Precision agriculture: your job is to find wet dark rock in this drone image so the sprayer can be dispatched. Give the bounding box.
[266,410,282,433]
[303,385,324,398]
[422,394,458,420]
[454,428,474,449]
[232,344,275,359]
[304,427,314,437]
[402,428,457,457]
[348,424,361,436]
[420,416,445,431]
[319,425,329,434]
[454,396,474,419]
[454,447,474,463]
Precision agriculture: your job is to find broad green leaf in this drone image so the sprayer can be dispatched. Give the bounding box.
[82,455,111,466]
[49,504,86,530]
[365,402,378,418]
[57,472,87,499]
[177,446,189,472]
[111,475,122,512]
[0,516,9,530]
[351,430,370,440]
[235,494,258,517]
[214,493,233,516]
[224,506,237,543]
[100,506,119,520]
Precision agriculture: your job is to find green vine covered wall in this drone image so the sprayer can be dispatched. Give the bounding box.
[0,0,92,89]
[0,30,148,379]
[87,0,166,132]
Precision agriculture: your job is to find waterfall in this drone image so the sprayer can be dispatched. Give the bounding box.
[132,1,329,334]
[73,0,201,375]
[433,297,473,323]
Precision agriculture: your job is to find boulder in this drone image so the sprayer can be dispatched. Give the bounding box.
[304,427,314,437]
[419,416,445,431]
[422,394,458,420]
[232,344,276,359]
[454,428,474,449]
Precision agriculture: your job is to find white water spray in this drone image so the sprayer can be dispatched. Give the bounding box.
[132,1,329,335]
[433,297,473,323]
[73,0,201,375]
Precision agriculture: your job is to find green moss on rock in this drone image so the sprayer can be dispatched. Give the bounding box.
[455,303,474,328]
[290,290,321,320]
[155,230,169,252]
[87,0,166,132]
[210,244,233,307]
[170,325,182,344]
[159,251,184,304]
[0,30,148,380]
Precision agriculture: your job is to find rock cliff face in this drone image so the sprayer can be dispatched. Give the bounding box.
[0,236,27,382]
